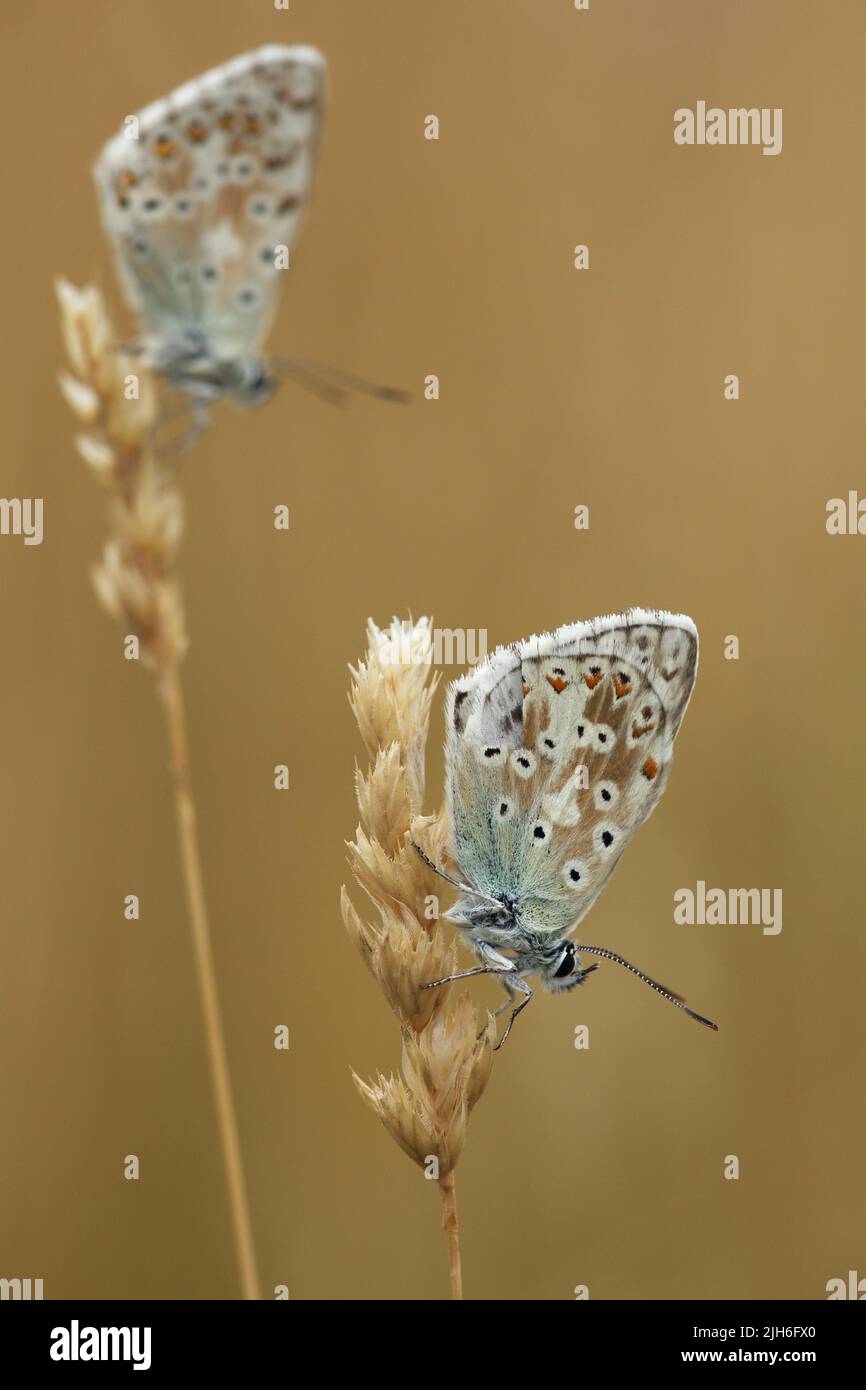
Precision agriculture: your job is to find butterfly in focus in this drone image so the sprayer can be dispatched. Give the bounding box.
[93,45,399,429]
[419,609,717,1047]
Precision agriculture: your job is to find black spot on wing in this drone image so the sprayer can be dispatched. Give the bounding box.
[453,689,469,732]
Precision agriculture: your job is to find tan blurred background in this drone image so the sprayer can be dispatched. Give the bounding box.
[0,0,863,1301]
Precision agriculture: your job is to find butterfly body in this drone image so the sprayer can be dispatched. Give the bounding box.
[430,609,712,1042]
[155,343,276,408]
[93,45,326,406]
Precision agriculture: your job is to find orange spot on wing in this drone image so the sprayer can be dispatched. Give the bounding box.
[641,756,659,780]
[115,170,138,207]
[244,114,262,135]
[546,674,568,693]
[613,675,631,698]
[186,120,207,143]
[632,721,655,738]
[585,671,604,689]
[522,683,529,697]
[217,112,236,131]
[153,135,176,159]
[265,154,290,171]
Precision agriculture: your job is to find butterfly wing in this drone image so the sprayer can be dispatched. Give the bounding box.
[93,45,325,370]
[444,610,698,936]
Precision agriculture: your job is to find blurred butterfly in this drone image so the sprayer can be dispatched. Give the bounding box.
[93,45,400,430]
[418,609,717,1047]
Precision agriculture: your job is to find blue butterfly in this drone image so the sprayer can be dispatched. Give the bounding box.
[419,609,717,1046]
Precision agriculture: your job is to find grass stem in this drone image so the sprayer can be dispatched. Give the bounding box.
[158,666,261,1301]
[438,1172,463,1300]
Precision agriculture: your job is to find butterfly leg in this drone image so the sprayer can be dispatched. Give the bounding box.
[424,965,491,987]
[154,399,211,458]
[495,977,533,1050]
[423,944,515,991]
[493,986,516,1020]
[475,982,516,1040]
[174,400,211,455]
[424,945,533,1047]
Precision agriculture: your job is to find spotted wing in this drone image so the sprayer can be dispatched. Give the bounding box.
[93,45,325,367]
[444,610,698,936]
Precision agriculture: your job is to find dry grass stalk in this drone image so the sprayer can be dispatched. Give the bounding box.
[56,279,261,1300]
[343,617,495,1299]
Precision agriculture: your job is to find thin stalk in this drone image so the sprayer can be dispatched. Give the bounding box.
[438,1171,463,1300]
[158,664,261,1301]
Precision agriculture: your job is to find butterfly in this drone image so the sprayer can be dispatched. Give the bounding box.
[93,45,393,425]
[418,609,717,1047]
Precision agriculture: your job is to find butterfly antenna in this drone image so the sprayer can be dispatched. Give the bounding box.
[269,359,347,406]
[271,356,410,404]
[411,842,503,911]
[572,943,718,1031]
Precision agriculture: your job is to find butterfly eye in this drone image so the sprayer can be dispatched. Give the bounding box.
[553,945,576,979]
[242,367,272,402]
